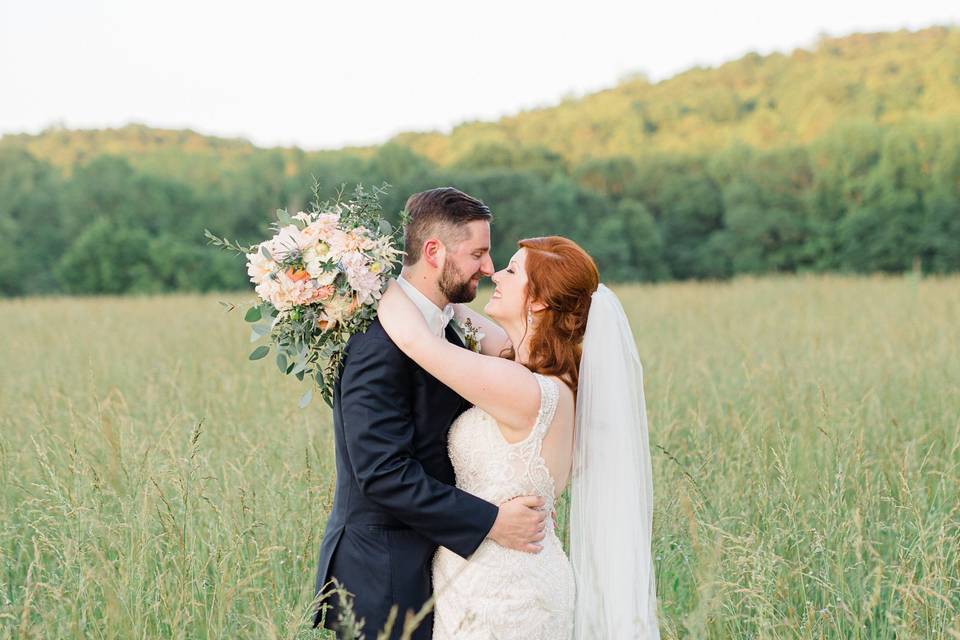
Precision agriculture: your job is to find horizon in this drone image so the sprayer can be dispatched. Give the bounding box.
[1,0,957,151]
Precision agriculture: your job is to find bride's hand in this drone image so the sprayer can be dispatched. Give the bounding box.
[377,279,430,348]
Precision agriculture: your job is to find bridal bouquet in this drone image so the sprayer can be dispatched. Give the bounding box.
[206,184,404,407]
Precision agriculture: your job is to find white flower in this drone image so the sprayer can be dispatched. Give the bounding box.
[349,228,376,251]
[315,212,340,229]
[325,229,351,262]
[351,270,382,305]
[339,251,366,275]
[304,247,337,285]
[300,221,336,253]
[266,225,295,259]
[303,241,331,265]
[338,251,381,305]
[246,245,276,284]
[255,277,279,305]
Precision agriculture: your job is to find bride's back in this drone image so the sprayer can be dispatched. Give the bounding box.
[530,376,575,497]
[493,373,576,499]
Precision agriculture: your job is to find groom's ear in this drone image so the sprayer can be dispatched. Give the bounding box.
[423,238,446,269]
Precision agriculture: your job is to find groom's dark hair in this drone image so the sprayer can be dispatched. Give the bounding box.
[402,187,492,266]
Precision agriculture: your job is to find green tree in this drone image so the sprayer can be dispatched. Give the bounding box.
[0,148,65,295]
[617,199,668,281]
[654,173,725,279]
[56,217,153,294]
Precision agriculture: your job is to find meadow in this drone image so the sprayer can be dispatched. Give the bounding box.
[1,275,958,639]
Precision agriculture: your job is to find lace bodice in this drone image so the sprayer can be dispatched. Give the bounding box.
[446,372,561,515]
[432,373,574,639]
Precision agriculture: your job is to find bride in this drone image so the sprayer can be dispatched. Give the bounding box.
[377,235,659,639]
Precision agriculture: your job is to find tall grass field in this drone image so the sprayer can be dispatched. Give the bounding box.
[2,275,958,639]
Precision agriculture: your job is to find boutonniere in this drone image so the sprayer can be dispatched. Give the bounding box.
[452,317,485,353]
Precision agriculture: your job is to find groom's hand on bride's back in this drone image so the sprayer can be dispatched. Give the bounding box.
[488,496,547,553]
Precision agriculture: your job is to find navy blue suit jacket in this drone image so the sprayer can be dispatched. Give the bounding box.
[313,318,498,638]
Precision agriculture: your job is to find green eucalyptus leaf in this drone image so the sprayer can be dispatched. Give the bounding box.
[244,306,262,323]
[276,352,288,373]
[321,383,334,408]
[299,388,312,409]
[277,209,292,226]
[249,345,270,360]
[291,357,309,376]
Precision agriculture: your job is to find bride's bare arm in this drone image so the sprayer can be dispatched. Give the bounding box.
[452,303,511,357]
[377,280,539,436]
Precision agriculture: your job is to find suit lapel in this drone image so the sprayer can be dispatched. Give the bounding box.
[444,323,465,349]
[441,324,471,416]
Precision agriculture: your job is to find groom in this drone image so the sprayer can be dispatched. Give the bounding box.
[313,187,547,639]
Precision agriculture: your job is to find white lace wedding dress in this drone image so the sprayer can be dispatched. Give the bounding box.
[432,373,575,639]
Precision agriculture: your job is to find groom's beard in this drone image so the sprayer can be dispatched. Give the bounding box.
[438,260,481,304]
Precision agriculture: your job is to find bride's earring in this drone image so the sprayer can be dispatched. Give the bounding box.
[527,308,533,327]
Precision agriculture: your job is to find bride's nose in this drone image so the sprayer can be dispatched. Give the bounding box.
[491,270,502,285]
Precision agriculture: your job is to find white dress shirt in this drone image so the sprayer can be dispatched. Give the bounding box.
[396,276,456,338]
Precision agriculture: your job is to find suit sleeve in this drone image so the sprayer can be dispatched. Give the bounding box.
[341,334,499,558]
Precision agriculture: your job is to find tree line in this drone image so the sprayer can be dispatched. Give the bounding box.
[2,26,958,295]
[0,115,957,296]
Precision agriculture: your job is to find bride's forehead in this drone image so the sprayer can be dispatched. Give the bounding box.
[510,248,527,265]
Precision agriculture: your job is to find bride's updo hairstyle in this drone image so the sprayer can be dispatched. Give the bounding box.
[510,236,599,393]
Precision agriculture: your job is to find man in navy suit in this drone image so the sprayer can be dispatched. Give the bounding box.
[313,188,546,639]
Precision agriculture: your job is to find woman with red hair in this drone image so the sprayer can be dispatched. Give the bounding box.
[378,236,659,639]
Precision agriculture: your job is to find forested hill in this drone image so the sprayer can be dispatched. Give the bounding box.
[0,26,958,296]
[392,27,960,163]
[5,27,957,171]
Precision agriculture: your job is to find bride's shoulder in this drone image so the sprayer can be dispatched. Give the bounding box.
[533,373,574,417]
[534,372,571,396]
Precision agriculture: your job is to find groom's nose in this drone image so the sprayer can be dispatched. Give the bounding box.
[480,254,495,277]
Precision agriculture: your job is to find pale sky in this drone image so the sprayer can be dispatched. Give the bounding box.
[1,0,956,150]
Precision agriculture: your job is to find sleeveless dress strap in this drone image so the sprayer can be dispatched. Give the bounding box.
[531,373,560,440]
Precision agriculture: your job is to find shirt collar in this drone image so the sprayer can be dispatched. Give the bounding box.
[396,275,455,338]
